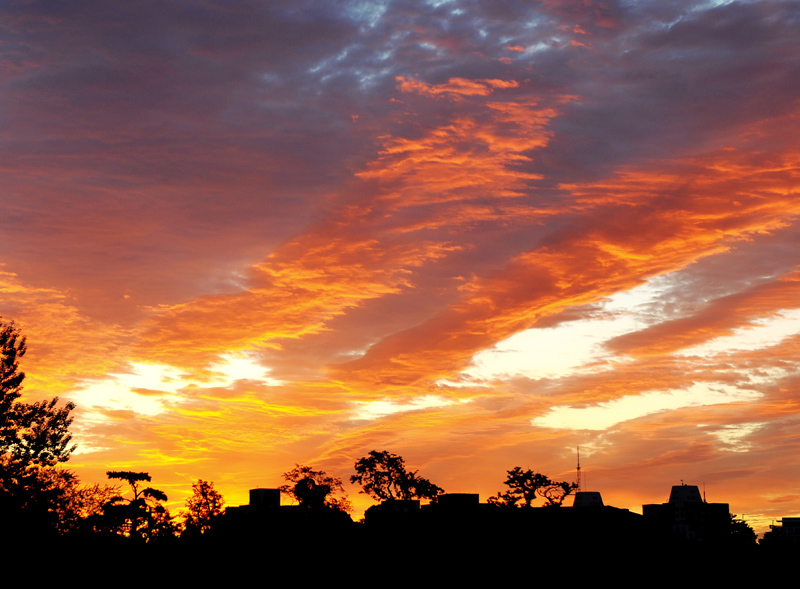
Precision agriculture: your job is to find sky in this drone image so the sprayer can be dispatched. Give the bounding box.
[2,0,800,530]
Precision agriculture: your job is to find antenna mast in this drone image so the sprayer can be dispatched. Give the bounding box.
[576,446,582,492]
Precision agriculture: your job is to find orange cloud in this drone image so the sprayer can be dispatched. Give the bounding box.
[0,269,127,398]
[333,138,800,388]
[136,232,459,372]
[396,76,520,100]
[137,78,564,375]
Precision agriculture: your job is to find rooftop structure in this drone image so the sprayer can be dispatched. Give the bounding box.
[573,491,604,508]
[643,484,729,542]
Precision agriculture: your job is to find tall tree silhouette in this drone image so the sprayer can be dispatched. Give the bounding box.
[101,471,178,540]
[0,319,26,417]
[0,319,77,534]
[183,479,224,533]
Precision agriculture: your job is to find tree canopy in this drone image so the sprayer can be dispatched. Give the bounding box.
[351,450,443,502]
[100,470,178,540]
[0,319,78,535]
[0,321,26,413]
[729,513,757,547]
[183,479,224,533]
[280,464,351,512]
[1,320,76,469]
[489,467,577,508]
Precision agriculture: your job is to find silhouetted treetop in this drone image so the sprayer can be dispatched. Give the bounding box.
[101,470,177,540]
[0,319,26,413]
[106,471,153,499]
[489,467,577,508]
[183,479,224,534]
[1,319,78,535]
[1,320,76,469]
[729,513,757,546]
[351,450,443,502]
[281,464,352,512]
[7,398,76,468]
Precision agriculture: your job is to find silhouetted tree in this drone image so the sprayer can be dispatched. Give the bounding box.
[294,477,329,509]
[14,471,121,535]
[0,319,78,534]
[280,464,352,512]
[729,513,757,547]
[351,450,443,502]
[1,463,79,533]
[63,481,121,533]
[183,479,224,533]
[0,320,26,413]
[541,479,579,507]
[3,398,76,467]
[489,467,577,507]
[1,321,76,469]
[101,471,178,540]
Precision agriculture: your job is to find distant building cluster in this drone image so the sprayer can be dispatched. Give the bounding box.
[642,484,730,543]
[762,517,800,546]
[215,482,795,551]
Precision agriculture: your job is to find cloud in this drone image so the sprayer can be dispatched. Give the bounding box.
[0,269,128,397]
[607,270,800,357]
[135,75,563,374]
[396,76,520,99]
[334,135,800,387]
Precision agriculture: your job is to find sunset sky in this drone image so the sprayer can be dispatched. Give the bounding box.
[2,0,800,531]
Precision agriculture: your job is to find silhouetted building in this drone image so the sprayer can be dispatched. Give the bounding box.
[573,491,604,507]
[223,487,278,515]
[762,516,800,546]
[643,484,729,542]
[250,488,280,509]
[434,493,480,510]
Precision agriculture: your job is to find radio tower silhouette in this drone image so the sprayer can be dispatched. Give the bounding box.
[576,446,582,492]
